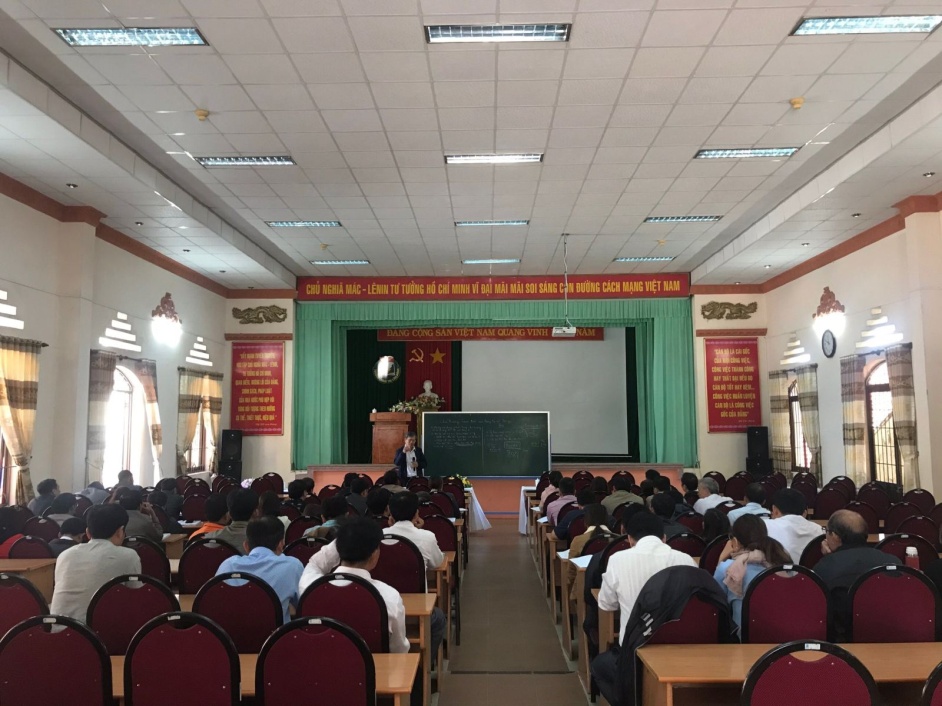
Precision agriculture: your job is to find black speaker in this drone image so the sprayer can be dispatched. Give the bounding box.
[220,429,243,462]
[218,460,242,481]
[747,426,769,459]
[746,457,772,478]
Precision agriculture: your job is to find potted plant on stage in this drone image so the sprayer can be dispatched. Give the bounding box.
[390,380,444,446]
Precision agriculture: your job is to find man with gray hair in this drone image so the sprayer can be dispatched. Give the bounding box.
[692,477,730,516]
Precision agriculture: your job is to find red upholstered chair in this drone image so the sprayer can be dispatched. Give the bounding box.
[698,535,728,576]
[742,640,879,706]
[646,595,723,645]
[181,495,207,522]
[931,504,942,532]
[849,564,940,642]
[666,533,706,558]
[422,514,458,553]
[535,474,551,496]
[828,475,857,501]
[573,470,594,481]
[298,573,390,652]
[858,483,891,519]
[250,477,274,496]
[8,536,53,559]
[407,477,430,491]
[724,475,750,503]
[285,536,329,565]
[211,475,230,492]
[674,511,706,535]
[598,536,632,573]
[555,502,578,527]
[442,482,466,509]
[356,473,374,488]
[703,471,726,493]
[86,574,179,655]
[5,505,33,534]
[256,617,375,706]
[0,572,48,638]
[0,615,111,706]
[541,491,559,515]
[217,482,236,498]
[319,484,343,500]
[845,501,880,534]
[21,516,60,542]
[905,489,936,515]
[176,476,189,493]
[716,501,742,516]
[921,659,942,706]
[792,471,817,488]
[874,533,938,571]
[740,565,828,643]
[812,487,848,520]
[582,533,619,556]
[770,472,787,490]
[124,535,172,586]
[417,502,438,519]
[73,494,93,518]
[791,481,817,508]
[183,484,211,499]
[683,491,699,507]
[573,477,592,493]
[896,516,941,548]
[567,515,588,542]
[178,538,240,595]
[125,612,240,706]
[430,490,459,518]
[798,535,826,569]
[193,572,284,653]
[286,516,322,544]
[263,472,286,493]
[372,535,426,593]
[280,503,301,521]
[608,470,635,490]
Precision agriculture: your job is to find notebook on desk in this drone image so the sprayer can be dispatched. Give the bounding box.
[570,555,592,569]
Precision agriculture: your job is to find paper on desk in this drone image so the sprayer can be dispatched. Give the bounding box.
[522,486,537,491]
[161,533,171,541]
[570,555,593,569]
[557,549,570,560]
[537,517,549,524]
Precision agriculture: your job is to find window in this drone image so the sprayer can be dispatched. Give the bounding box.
[0,434,11,505]
[185,407,215,472]
[866,361,902,486]
[788,381,811,471]
[102,366,150,488]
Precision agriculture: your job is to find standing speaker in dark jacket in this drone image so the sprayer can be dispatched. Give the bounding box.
[393,431,427,485]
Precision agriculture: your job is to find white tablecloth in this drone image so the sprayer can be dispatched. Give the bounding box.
[466,487,491,532]
[519,485,537,535]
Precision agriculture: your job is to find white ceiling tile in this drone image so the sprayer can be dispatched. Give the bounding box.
[569,12,646,49]
[259,0,341,16]
[430,51,496,82]
[434,82,495,108]
[563,49,635,80]
[344,0,418,14]
[705,125,770,146]
[653,125,713,146]
[496,80,559,106]
[154,55,238,86]
[84,55,172,86]
[221,54,298,85]
[695,45,776,77]
[830,41,916,75]
[118,85,195,112]
[346,16,426,51]
[182,85,256,112]
[293,54,366,84]
[321,109,384,132]
[386,131,442,150]
[808,74,882,102]
[666,103,732,127]
[208,111,272,133]
[272,17,355,52]
[641,9,726,47]
[552,105,612,128]
[393,151,444,168]
[557,79,622,105]
[344,151,395,168]
[497,50,565,81]
[495,129,546,151]
[380,108,439,131]
[264,110,328,133]
[496,106,553,130]
[761,43,848,76]
[617,78,687,105]
[226,133,286,152]
[245,85,315,111]
[441,129,494,151]
[678,77,751,104]
[309,83,375,110]
[543,147,598,165]
[713,8,804,46]
[739,75,817,104]
[371,83,435,109]
[359,52,430,83]
[439,107,494,131]
[196,18,284,53]
[548,128,603,148]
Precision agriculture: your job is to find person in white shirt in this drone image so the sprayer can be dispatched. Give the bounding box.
[763,488,824,563]
[692,477,731,516]
[299,517,410,653]
[50,504,142,622]
[726,484,770,525]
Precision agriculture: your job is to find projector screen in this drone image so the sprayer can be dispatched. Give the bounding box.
[461,329,629,455]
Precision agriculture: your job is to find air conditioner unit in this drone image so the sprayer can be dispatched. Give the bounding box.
[552,326,577,338]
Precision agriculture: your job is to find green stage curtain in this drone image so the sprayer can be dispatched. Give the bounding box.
[293,299,697,468]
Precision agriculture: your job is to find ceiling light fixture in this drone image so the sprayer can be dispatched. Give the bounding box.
[426,24,571,43]
[851,213,861,218]
[54,27,208,46]
[66,183,78,189]
[462,258,520,265]
[195,156,296,167]
[802,242,810,247]
[791,15,942,36]
[445,153,543,165]
[455,220,529,227]
[734,282,741,285]
[764,265,772,269]
[134,221,144,226]
[613,256,675,262]
[924,171,936,177]
[694,147,799,160]
[643,215,722,223]
[311,259,370,266]
[266,220,341,227]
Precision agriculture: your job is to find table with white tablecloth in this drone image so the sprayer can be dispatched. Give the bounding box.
[518,485,537,535]
[465,487,491,532]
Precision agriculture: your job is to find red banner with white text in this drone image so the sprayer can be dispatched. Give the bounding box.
[231,341,284,435]
[705,337,761,433]
[378,327,604,341]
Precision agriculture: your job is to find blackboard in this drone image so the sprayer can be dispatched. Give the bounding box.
[422,412,550,477]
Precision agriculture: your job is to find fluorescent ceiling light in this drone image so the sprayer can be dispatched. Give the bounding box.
[266,221,341,227]
[462,258,520,265]
[446,154,543,165]
[695,148,798,159]
[643,215,722,223]
[792,15,942,35]
[54,27,208,46]
[614,257,675,262]
[311,260,370,266]
[455,220,529,227]
[195,156,296,167]
[426,24,571,43]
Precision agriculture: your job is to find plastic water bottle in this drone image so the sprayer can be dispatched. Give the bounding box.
[905,546,920,569]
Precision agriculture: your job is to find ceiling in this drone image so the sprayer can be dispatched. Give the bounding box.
[0,0,941,288]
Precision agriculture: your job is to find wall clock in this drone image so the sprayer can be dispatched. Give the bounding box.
[822,329,836,358]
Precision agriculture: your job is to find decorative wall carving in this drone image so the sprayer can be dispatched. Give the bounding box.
[232,305,288,325]
[700,301,758,320]
[813,286,845,320]
[151,292,182,323]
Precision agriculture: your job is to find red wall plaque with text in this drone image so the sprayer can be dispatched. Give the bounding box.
[705,337,761,433]
[231,341,284,436]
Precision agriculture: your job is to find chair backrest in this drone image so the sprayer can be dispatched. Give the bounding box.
[73,494,93,517]
[124,535,172,586]
[176,476,189,493]
[812,487,848,519]
[250,477,275,496]
[724,475,750,503]
[263,472,285,493]
[183,484,211,499]
[567,515,588,541]
[858,483,891,519]
[598,536,632,573]
[180,494,206,521]
[178,538,241,594]
[885,501,922,533]
[421,514,458,552]
[555,501,578,526]
[845,501,880,534]
[676,512,704,536]
[442,482,466,508]
[372,535,426,593]
[684,490,699,507]
[535,476,550,496]
[211,475,231,492]
[417,502,438,519]
[791,481,818,507]
[896,516,941,548]
[646,594,721,645]
[931,504,942,533]
[703,471,726,492]
[0,573,49,638]
[319,484,343,500]
[715,501,742,515]
[8,535,53,559]
[286,516,322,544]
[828,476,857,500]
[905,489,936,515]
[792,471,817,487]
[666,533,706,558]
[430,490,459,518]
[284,536,329,564]
[573,470,594,481]
[407,477,430,491]
[849,564,940,642]
[573,477,592,493]
[126,612,240,706]
[769,472,788,490]
[257,617,375,706]
[20,516,60,541]
[798,534,826,569]
[540,491,559,514]
[698,535,728,575]
[193,572,284,653]
[608,470,635,489]
[921,659,942,706]
[298,573,390,652]
[582,532,619,556]
[740,565,828,643]
[279,503,301,521]
[0,615,111,706]
[742,640,879,705]
[87,574,180,655]
[874,533,938,571]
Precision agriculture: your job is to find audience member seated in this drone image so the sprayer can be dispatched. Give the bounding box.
[567,504,613,597]
[638,480,655,504]
[653,476,684,506]
[651,493,686,539]
[693,478,730,515]
[146,491,184,533]
[27,478,58,516]
[727,484,768,524]
[680,471,699,495]
[346,478,371,516]
[286,479,308,513]
[590,476,609,498]
[713,514,791,633]
[304,495,348,539]
[299,517,410,653]
[299,477,316,498]
[540,470,563,506]
[0,507,25,557]
[430,476,458,506]
[50,504,141,621]
[187,493,229,541]
[546,477,577,526]
[551,488,596,542]
[816,509,901,638]
[366,487,392,527]
[154,478,184,519]
[206,488,259,553]
[340,472,359,495]
[49,517,87,557]
[593,513,697,702]
[116,469,142,491]
[79,481,109,505]
[46,493,78,524]
[381,468,406,494]
[764,488,823,563]
[259,491,290,529]
[118,490,163,543]
[216,515,303,623]
[702,508,731,543]
[602,475,643,515]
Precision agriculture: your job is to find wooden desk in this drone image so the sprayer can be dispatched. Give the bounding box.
[559,553,575,658]
[0,559,56,601]
[592,587,618,653]
[111,652,419,705]
[427,551,455,679]
[169,558,179,578]
[547,535,562,619]
[162,534,187,560]
[637,643,942,706]
[575,564,590,693]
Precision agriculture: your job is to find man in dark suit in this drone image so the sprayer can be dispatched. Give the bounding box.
[393,431,427,486]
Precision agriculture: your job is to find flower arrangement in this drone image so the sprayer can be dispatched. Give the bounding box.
[389,394,445,415]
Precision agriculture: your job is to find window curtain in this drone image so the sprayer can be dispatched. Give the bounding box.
[795,364,822,483]
[130,359,162,485]
[85,350,118,485]
[768,370,791,475]
[0,336,45,505]
[176,368,204,476]
[202,371,224,472]
[841,354,869,486]
[887,343,919,490]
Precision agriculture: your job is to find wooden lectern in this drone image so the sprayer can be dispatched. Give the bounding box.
[370,412,412,464]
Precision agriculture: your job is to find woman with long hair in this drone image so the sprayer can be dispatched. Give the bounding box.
[701,507,730,543]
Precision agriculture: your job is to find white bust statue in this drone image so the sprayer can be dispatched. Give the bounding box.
[418,379,439,402]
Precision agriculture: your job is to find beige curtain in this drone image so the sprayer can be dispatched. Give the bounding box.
[796,364,822,483]
[768,370,791,475]
[841,354,869,486]
[887,343,919,490]
[203,372,224,472]
[85,350,119,485]
[0,336,46,505]
[131,359,162,485]
[176,368,205,476]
